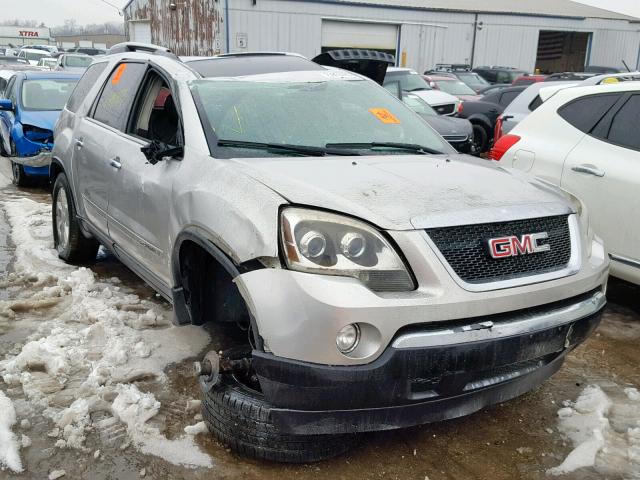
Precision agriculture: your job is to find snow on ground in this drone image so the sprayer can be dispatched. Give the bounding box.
[0,389,22,472]
[0,198,213,468]
[548,384,640,478]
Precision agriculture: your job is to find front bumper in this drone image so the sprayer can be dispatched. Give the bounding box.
[252,290,605,434]
[8,151,52,167]
[237,226,608,366]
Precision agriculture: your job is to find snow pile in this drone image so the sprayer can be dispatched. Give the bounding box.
[0,198,212,468]
[549,384,640,478]
[0,389,23,473]
[112,384,212,468]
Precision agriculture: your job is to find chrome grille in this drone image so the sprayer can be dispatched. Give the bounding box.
[426,215,572,284]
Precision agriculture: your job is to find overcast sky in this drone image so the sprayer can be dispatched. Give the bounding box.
[2,0,640,27]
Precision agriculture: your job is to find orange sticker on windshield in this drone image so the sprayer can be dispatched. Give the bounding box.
[112,64,127,84]
[369,108,400,124]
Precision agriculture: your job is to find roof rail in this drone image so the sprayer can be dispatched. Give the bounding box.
[107,42,179,60]
[216,51,306,58]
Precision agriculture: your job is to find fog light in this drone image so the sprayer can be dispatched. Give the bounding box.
[336,324,360,354]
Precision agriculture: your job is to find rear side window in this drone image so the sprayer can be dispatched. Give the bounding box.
[557,94,620,133]
[499,90,520,107]
[606,95,640,150]
[528,95,543,112]
[93,62,147,131]
[66,62,107,113]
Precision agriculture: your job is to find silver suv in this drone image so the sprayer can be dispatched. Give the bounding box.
[51,44,608,463]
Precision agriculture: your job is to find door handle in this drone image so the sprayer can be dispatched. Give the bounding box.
[109,157,122,170]
[75,139,84,149]
[571,164,605,177]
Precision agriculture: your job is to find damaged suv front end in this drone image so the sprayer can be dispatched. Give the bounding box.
[52,48,608,463]
[189,69,607,439]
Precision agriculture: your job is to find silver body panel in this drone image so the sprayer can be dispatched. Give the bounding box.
[53,51,609,367]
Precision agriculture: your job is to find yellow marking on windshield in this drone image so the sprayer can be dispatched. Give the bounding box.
[369,108,400,124]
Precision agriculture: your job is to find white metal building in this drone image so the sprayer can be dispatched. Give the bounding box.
[0,26,52,48]
[124,0,640,72]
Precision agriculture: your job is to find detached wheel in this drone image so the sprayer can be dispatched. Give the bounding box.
[52,173,99,263]
[471,124,489,154]
[202,374,360,463]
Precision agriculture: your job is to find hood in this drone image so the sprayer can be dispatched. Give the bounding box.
[312,50,395,85]
[456,94,482,101]
[420,115,473,137]
[411,89,459,106]
[229,154,572,230]
[18,109,60,131]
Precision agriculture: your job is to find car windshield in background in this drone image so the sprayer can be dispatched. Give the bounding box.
[436,80,476,95]
[65,56,93,68]
[456,72,489,88]
[21,79,78,111]
[402,95,437,116]
[25,51,50,62]
[190,78,450,157]
[384,72,432,92]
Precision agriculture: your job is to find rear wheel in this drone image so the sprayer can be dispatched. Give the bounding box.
[9,141,31,187]
[471,124,489,153]
[52,173,99,263]
[202,373,361,463]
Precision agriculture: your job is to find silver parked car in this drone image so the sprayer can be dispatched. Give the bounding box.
[55,53,94,72]
[51,44,608,462]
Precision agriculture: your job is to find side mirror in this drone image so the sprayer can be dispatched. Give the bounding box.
[0,99,13,111]
[141,140,183,165]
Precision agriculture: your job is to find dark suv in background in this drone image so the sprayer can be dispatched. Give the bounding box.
[474,66,527,84]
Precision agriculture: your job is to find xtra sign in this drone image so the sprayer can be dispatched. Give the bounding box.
[19,31,39,37]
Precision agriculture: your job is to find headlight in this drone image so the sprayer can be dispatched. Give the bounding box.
[280,207,415,292]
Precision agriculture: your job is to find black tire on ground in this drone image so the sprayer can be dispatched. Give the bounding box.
[52,172,100,263]
[202,374,361,463]
[11,161,31,187]
[472,123,489,153]
[9,140,32,187]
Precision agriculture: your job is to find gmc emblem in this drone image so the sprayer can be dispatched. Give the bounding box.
[488,232,550,259]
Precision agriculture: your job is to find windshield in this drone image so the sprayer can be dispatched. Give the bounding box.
[24,51,49,62]
[190,78,450,158]
[436,80,476,95]
[21,79,78,111]
[402,95,437,116]
[384,72,432,92]
[65,56,93,68]
[456,72,489,87]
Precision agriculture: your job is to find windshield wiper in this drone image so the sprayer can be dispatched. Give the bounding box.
[325,142,443,155]
[217,139,360,156]
[406,87,430,92]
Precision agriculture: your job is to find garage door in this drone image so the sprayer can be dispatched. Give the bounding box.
[321,20,398,54]
[131,21,152,44]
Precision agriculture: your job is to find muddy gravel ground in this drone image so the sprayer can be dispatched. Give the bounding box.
[0,161,638,480]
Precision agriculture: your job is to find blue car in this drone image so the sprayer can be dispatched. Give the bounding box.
[0,71,80,186]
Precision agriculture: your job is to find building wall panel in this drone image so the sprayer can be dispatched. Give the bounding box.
[124,0,640,71]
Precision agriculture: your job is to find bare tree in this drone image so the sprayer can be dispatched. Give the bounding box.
[0,19,39,27]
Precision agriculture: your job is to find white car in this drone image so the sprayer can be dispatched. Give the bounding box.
[17,48,52,66]
[384,67,460,115]
[493,82,640,284]
[36,57,58,69]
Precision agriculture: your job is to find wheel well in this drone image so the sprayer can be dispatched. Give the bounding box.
[178,240,251,327]
[49,160,64,183]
